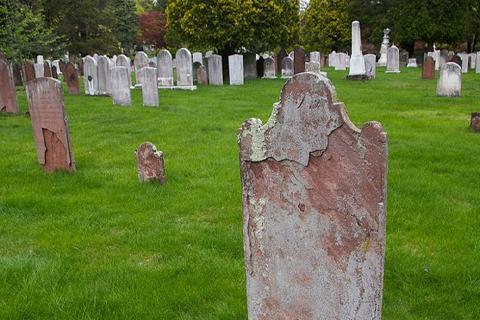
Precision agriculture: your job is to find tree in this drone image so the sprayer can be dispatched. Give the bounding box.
[138,11,167,49]
[113,0,139,55]
[166,0,299,55]
[300,0,351,52]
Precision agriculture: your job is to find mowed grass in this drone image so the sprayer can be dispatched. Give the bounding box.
[0,67,479,319]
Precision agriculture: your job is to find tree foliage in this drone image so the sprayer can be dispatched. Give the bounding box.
[113,0,139,55]
[138,12,167,49]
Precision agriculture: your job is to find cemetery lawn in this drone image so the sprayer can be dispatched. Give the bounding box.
[1,67,479,319]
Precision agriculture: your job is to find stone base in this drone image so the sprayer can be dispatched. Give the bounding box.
[158,85,197,91]
[385,70,401,74]
[281,76,292,79]
[335,68,347,71]
[262,76,277,79]
[347,74,371,81]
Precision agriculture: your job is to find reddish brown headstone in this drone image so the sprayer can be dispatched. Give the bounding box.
[63,62,80,95]
[294,47,306,74]
[135,142,165,184]
[0,56,20,114]
[471,113,480,132]
[422,56,435,79]
[43,62,52,77]
[13,63,23,86]
[23,61,36,83]
[238,73,388,320]
[196,65,208,85]
[276,48,287,76]
[26,78,75,172]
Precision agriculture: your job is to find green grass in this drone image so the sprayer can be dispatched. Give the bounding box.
[1,67,479,319]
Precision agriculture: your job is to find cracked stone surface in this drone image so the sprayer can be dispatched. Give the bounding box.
[135,142,165,184]
[26,78,75,172]
[422,57,435,79]
[238,72,388,320]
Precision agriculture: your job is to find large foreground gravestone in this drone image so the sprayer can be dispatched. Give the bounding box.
[0,56,20,113]
[136,142,165,184]
[111,66,131,106]
[238,73,387,320]
[229,54,244,85]
[83,56,98,95]
[138,67,159,107]
[422,56,435,79]
[26,78,75,172]
[208,54,223,85]
[63,62,80,95]
[437,62,461,97]
[157,49,174,87]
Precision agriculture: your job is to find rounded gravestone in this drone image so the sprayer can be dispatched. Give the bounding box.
[437,62,461,97]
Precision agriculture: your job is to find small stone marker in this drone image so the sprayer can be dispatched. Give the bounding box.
[63,62,80,95]
[157,49,174,87]
[0,56,20,114]
[422,56,435,79]
[83,56,98,95]
[138,67,159,107]
[208,54,223,85]
[238,72,387,320]
[228,54,244,85]
[263,57,276,78]
[111,66,131,106]
[196,65,208,85]
[136,142,165,184]
[26,78,75,172]
[470,113,480,132]
[386,45,400,73]
[281,56,293,78]
[293,47,306,74]
[176,48,194,88]
[437,62,461,97]
[364,54,376,79]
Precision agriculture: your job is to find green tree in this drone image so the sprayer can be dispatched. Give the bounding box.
[113,0,139,55]
[300,0,351,52]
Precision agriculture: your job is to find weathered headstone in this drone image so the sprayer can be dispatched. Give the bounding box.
[116,54,132,87]
[229,54,244,85]
[422,56,435,79]
[0,56,20,114]
[26,78,75,172]
[364,54,377,79]
[238,72,387,320]
[34,62,44,78]
[310,51,321,64]
[335,53,347,71]
[305,61,321,74]
[197,65,208,85]
[281,56,294,78]
[193,52,203,64]
[83,56,98,95]
[36,55,44,64]
[469,53,476,69]
[263,57,276,79]
[348,21,367,80]
[386,45,400,73]
[328,51,338,67]
[407,58,418,67]
[399,50,409,67]
[459,53,469,73]
[176,48,195,88]
[256,56,265,78]
[470,113,480,132]
[208,54,223,85]
[136,142,165,184]
[138,67,159,107]
[63,62,80,95]
[23,61,36,83]
[243,53,257,80]
[437,62,461,97]
[134,51,149,87]
[111,66,131,106]
[157,49,174,87]
[276,48,288,76]
[44,62,52,78]
[12,63,23,86]
[293,47,306,74]
[97,55,111,95]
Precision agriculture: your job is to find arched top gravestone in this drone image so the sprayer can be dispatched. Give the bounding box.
[157,49,173,87]
[176,48,194,87]
[238,73,388,320]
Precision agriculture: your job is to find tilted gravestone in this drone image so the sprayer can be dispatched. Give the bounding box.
[175,48,195,88]
[386,45,400,73]
[263,57,276,79]
[138,67,159,107]
[228,54,244,85]
[196,65,208,85]
[437,62,461,97]
[293,47,306,74]
[83,56,98,95]
[208,54,223,85]
[97,56,111,95]
[157,49,174,87]
[116,54,132,87]
[422,56,435,79]
[281,56,294,78]
[238,72,388,320]
[0,56,20,114]
[111,66,131,106]
[26,78,75,172]
[63,62,80,95]
[136,142,165,184]
[243,53,257,80]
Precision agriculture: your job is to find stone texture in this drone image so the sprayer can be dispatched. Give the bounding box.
[399,50,409,67]
[83,56,98,95]
[134,52,149,87]
[276,49,288,76]
[364,54,376,79]
[310,51,321,64]
[305,61,321,74]
[335,53,347,71]
[229,54,244,85]
[437,62,461,97]
[97,55,111,95]
[422,57,435,79]
[208,54,223,85]
[135,142,165,184]
[386,45,400,73]
[348,21,366,79]
[0,56,20,114]
[176,48,194,87]
[34,62,44,78]
[63,62,79,95]
[157,49,174,87]
[293,47,306,74]
[238,72,387,320]
[116,54,132,87]
[111,66,131,106]
[138,67,159,107]
[43,62,52,78]
[197,65,208,85]
[263,57,276,79]
[407,59,418,67]
[26,78,75,172]
[281,57,294,78]
[244,53,257,80]
[470,113,480,132]
[23,61,36,83]
[378,28,390,66]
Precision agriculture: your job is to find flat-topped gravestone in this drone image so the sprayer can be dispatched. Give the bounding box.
[293,47,305,74]
[263,57,276,79]
[0,56,20,114]
[193,52,203,64]
[34,63,44,78]
[281,56,293,78]
[243,53,257,80]
[276,48,288,76]
[459,53,468,73]
[238,72,387,320]
[437,62,461,97]
[407,58,418,67]
[364,54,377,79]
[97,56,111,95]
[197,65,208,85]
[157,49,174,87]
[422,57,435,79]
[136,142,165,184]
[138,67,159,107]
[83,56,98,95]
[208,54,223,85]
[63,62,80,95]
[176,48,195,88]
[111,66,131,106]
[348,21,367,80]
[470,113,480,132]
[116,54,132,87]
[228,54,244,85]
[26,78,75,172]
[386,45,400,73]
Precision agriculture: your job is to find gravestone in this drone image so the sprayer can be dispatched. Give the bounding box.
[193,52,203,64]
[34,62,44,78]
[51,66,58,79]
[111,66,131,106]
[364,54,376,79]
[238,72,387,320]
[116,54,132,87]
[23,61,36,83]
[192,61,201,83]
[13,63,23,86]
[83,56,98,95]
[310,51,321,63]
[451,55,462,67]
[399,50,409,67]
[26,78,75,172]
[256,56,265,78]
[63,62,80,95]
[78,59,84,76]
[476,52,480,74]
[157,49,174,87]
[348,21,367,80]
[386,45,400,73]
[36,55,44,64]
[134,51,149,87]
[263,57,276,78]
[0,56,20,113]
[196,65,208,85]
[281,56,293,78]
[293,47,306,74]
[470,113,480,132]
[328,51,338,67]
[469,53,476,69]
[305,61,321,75]
[97,56,111,95]
[229,54,244,85]
[176,48,195,88]
[43,62,52,78]
[208,54,223,85]
[460,53,469,73]
[407,59,418,67]
[276,48,288,76]
[136,142,165,184]
[138,67,159,107]
[378,28,390,66]
[243,53,257,80]
[437,62,461,97]
[335,53,347,70]
[422,57,435,79]
[59,60,66,73]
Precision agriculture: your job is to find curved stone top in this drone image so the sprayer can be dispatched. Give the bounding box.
[238,72,385,166]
